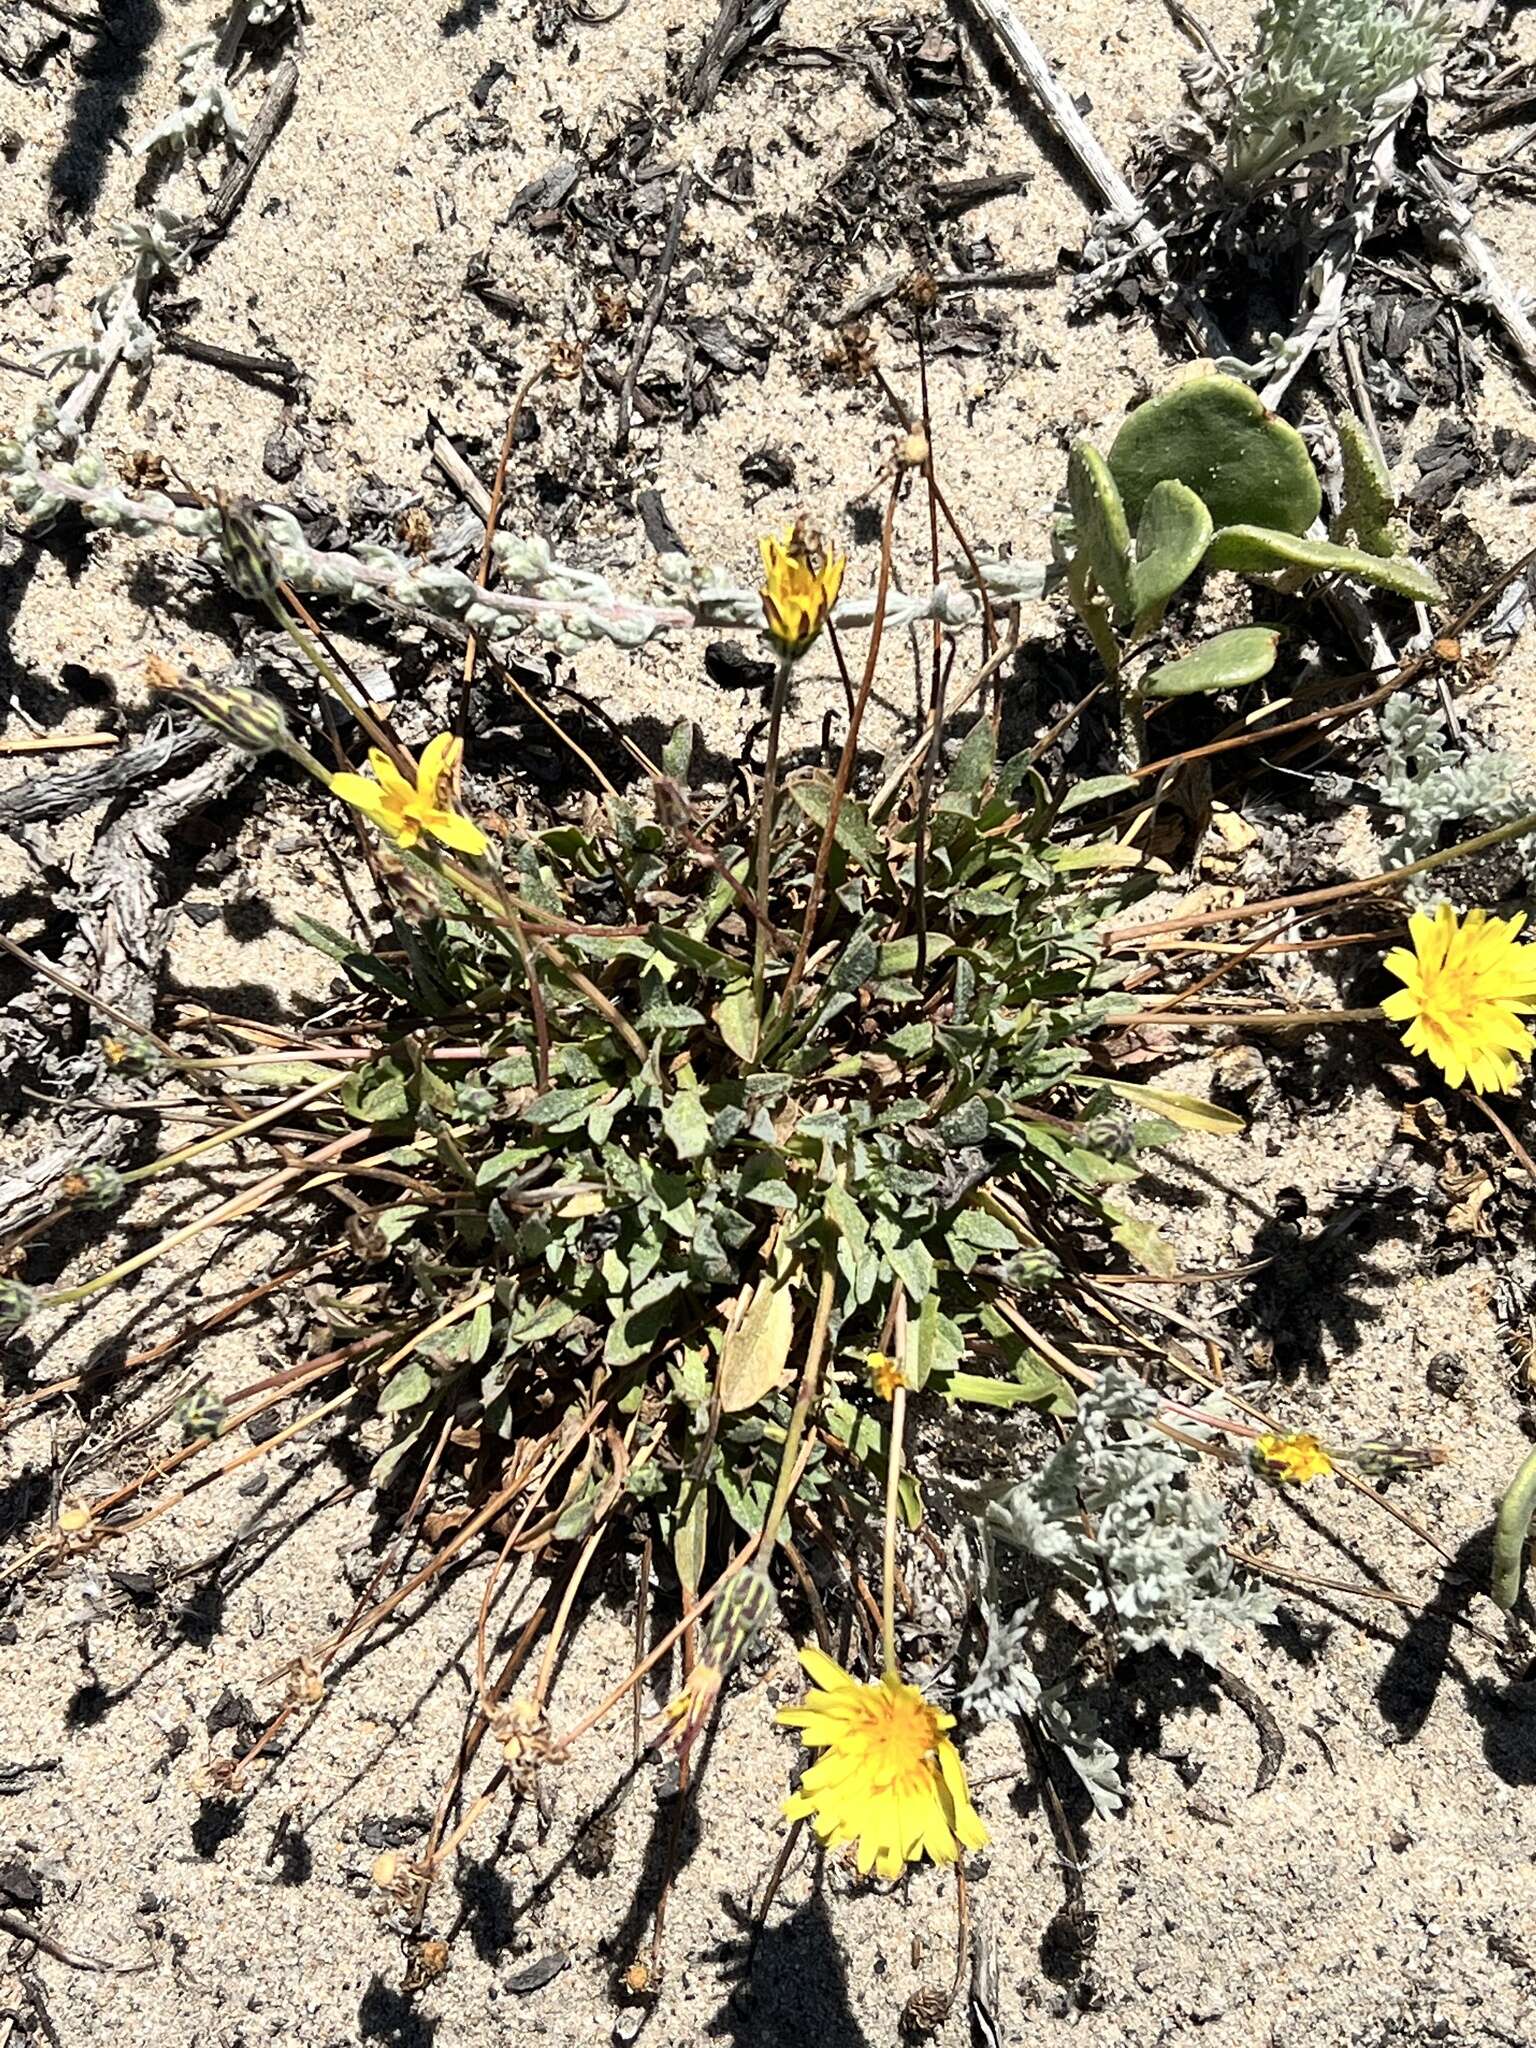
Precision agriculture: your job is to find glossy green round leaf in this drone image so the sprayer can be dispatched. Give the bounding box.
[1067,438,1134,617]
[1204,524,1443,602]
[1129,479,1213,629]
[1143,626,1281,698]
[1108,375,1321,534]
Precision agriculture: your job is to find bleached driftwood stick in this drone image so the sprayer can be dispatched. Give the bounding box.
[1419,160,1536,383]
[955,0,1227,357]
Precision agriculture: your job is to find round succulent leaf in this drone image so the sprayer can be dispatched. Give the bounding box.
[1142,626,1281,698]
[1129,479,1213,630]
[1108,375,1321,535]
[1067,439,1134,617]
[1204,524,1443,603]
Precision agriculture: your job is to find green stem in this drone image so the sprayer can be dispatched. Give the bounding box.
[270,604,408,772]
[1104,1004,1381,1030]
[120,1071,347,1186]
[38,1128,366,1309]
[881,1379,907,1677]
[751,653,795,1031]
[753,1254,837,1569]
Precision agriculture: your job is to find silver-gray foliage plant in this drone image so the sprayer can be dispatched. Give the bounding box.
[1226,0,1452,186]
[965,1367,1276,1814]
[1377,694,1536,898]
[136,36,248,159]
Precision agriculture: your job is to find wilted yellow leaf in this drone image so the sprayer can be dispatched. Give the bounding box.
[718,1274,795,1414]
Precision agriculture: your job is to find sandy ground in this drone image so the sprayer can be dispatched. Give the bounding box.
[3,0,1536,2043]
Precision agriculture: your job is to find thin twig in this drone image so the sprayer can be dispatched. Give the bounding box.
[616,172,694,452]
[955,0,1224,353]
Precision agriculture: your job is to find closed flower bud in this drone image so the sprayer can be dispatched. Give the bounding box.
[175,1384,229,1442]
[701,1566,777,1680]
[150,659,292,755]
[0,1279,37,1337]
[99,1032,159,1075]
[60,1161,126,1212]
[1348,1439,1448,1478]
[217,491,283,604]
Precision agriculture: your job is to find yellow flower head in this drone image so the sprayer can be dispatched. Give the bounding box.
[1251,1431,1335,1485]
[330,732,488,857]
[778,1649,988,1881]
[866,1351,910,1402]
[759,525,845,658]
[1382,903,1536,1094]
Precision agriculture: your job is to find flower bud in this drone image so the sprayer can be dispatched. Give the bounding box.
[217,491,282,604]
[175,1384,230,1442]
[701,1566,777,1680]
[149,657,293,755]
[59,1161,126,1212]
[0,1279,37,1337]
[1348,1439,1448,1479]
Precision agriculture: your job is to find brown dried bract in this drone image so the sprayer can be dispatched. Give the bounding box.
[823,323,878,382]
[397,505,434,557]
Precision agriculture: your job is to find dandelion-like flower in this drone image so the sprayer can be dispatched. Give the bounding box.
[331,733,488,857]
[759,526,845,658]
[1381,903,1536,1094]
[866,1351,910,1402]
[1251,1431,1334,1485]
[778,1649,988,1880]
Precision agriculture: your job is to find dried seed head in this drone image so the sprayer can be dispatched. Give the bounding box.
[404,1938,450,1990]
[59,1161,126,1212]
[287,1656,325,1706]
[346,1213,391,1263]
[594,287,631,333]
[546,340,584,380]
[900,1984,952,2037]
[397,505,434,557]
[121,448,169,490]
[904,269,939,312]
[217,492,283,604]
[824,323,878,382]
[189,1757,245,1799]
[896,428,931,471]
[0,1278,38,1338]
[371,1851,401,1892]
[488,1696,554,1782]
